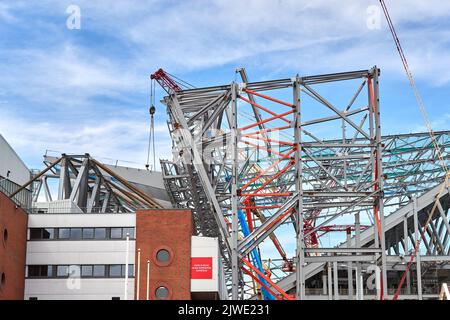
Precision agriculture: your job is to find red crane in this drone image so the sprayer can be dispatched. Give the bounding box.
[150,68,186,94]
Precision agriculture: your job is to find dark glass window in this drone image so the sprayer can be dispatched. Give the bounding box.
[46,265,54,277]
[121,265,135,277]
[128,265,134,277]
[155,286,169,299]
[59,228,70,239]
[93,265,105,277]
[110,228,122,239]
[81,265,93,277]
[122,227,134,239]
[94,228,106,239]
[29,228,42,240]
[70,228,82,240]
[28,265,42,277]
[28,265,53,278]
[109,265,122,277]
[82,228,94,239]
[156,249,170,263]
[57,265,68,277]
[42,228,55,239]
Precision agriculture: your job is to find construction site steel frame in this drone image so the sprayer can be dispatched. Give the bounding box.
[160,66,395,300]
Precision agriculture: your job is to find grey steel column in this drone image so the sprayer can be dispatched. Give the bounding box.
[413,197,423,299]
[347,230,354,299]
[294,77,305,300]
[403,216,411,294]
[322,273,327,295]
[355,212,362,300]
[327,261,333,300]
[333,261,339,300]
[373,67,388,299]
[230,82,239,300]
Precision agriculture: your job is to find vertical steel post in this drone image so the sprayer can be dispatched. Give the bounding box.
[413,197,423,299]
[403,217,411,294]
[230,82,240,300]
[294,77,305,300]
[333,261,339,300]
[322,273,327,295]
[373,67,388,299]
[355,211,362,300]
[347,231,353,299]
[327,261,333,300]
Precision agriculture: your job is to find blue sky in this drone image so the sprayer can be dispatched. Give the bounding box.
[0,0,449,171]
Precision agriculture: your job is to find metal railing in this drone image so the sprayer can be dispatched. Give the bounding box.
[0,176,31,209]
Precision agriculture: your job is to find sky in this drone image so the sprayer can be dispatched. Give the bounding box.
[0,0,449,171]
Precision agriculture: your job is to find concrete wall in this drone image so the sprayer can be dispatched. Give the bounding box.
[0,192,28,300]
[135,209,193,300]
[0,134,30,185]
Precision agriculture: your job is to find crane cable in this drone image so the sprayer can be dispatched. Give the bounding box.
[146,79,156,171]
[378,0,450,300]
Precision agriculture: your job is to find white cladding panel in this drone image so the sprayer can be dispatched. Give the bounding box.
[26,241,135,265]
[27,213,135,228]
[190,236,219,293]
[0,134,30,185]
[25,279,134,300]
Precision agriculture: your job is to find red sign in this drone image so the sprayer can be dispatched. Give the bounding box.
[191,257,213,279]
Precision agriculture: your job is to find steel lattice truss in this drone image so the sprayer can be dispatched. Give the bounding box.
[28,154,163,213]
[161,67,404,299]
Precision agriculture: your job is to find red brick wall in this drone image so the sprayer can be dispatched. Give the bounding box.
[135,209,193,300]
[0,192,28,300]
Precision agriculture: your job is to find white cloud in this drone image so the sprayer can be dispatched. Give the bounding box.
[0,108,172,169]
[0,0,449,169]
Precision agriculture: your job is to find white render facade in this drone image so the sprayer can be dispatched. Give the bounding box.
[25,213,136,300]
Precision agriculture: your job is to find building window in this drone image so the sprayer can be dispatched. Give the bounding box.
[70,228,82,240]
[110,228,122,239]
[42,228,54,239]
[57,265,68,277]
[58,228,70,239]
[46,265,54,277]
[111,297,120,300]
[81,265,93,277]
[29,228,55,240]
[28,265,53,278]
[122,227,134,239]
[121,265,135,277]
[27,265,133,279]
[128,265,134,277]
[155,286,169,300]
[28,227,135,241]
[29,228,42,240]
[109,265,122,277]
[93,265,106,277]
[82,228,94,239]
[28,265,40,277]
[156,249,170,263]
[94,228,106,239]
